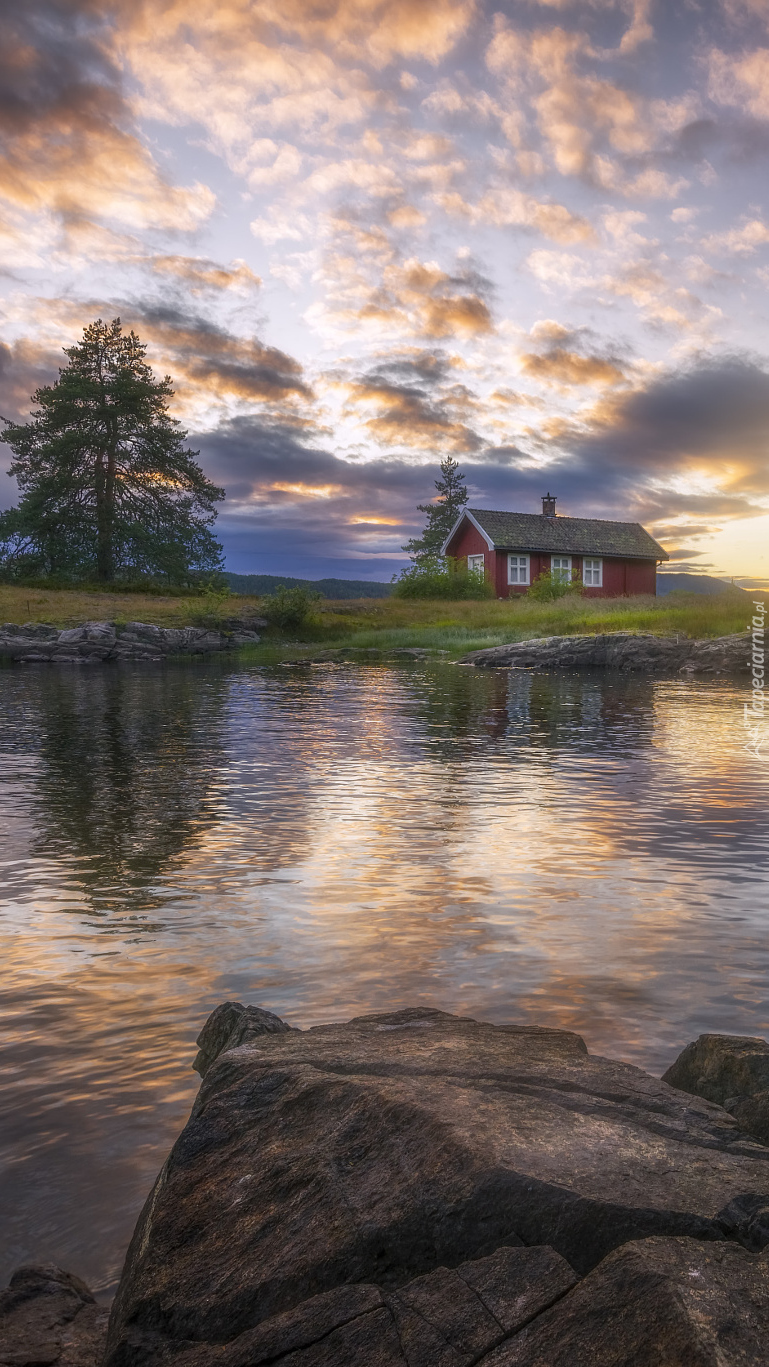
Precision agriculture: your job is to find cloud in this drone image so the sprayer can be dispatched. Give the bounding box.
[485,16,698,195]
[311,226,495,342]
[148,257,262,292]
[196,413,470,554]
[559,356,769,520]
[338,351,485,453]
[0,3,214,232]
[445,185,595,244]
[708,45,769,120]
[0,336,61,428]
[701,217,769,255]
[520,320,627,386]
[125,305,313,413]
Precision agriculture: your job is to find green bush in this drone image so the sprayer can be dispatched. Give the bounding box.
[262,584,321,630]
[392,557,495,599]
[526,570,583,602]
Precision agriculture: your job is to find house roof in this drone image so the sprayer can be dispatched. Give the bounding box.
[444,509,669,561]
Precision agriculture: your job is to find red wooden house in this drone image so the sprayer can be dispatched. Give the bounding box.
[442,495,669,598]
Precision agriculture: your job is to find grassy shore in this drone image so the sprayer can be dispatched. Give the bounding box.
[0,583,753,660]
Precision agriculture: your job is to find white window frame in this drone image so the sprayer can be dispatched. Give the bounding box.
[582,557,603,587]
[507,554,530,586]
[467,554,485,577]
[551,555,572,583]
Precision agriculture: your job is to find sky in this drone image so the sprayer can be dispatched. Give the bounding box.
[2,0,769,584]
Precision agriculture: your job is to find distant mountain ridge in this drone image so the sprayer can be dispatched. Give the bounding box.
[224,572,393,599]
[225,571,747,600]
[656,573,749,596]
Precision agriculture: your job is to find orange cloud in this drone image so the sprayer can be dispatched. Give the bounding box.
[0,11,214,233]
[520,348,625,388]
[268,482,343,498]
[149,257,262,291]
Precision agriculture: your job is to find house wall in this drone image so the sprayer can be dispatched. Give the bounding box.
[446,520,489,565]
[501,554,658,598]
[447,520,659,597]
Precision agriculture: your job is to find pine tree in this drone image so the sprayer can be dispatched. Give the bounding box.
[402,456,469,564]
[0,318,224,583]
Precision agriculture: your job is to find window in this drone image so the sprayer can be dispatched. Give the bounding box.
[551,555,572,583]
[583,557,602,587]
[467,554,485,576]
[508,554,529,585]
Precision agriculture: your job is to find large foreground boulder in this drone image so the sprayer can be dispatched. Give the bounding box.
[664,1034,769,1148]
[487,1236,769,1366]
[0,1265,109,1367]
[104,1007,769,1367]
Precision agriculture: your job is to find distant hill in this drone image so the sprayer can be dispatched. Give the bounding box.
[226,570,745,601]
[656,573,749,596]
[225,572,393,599]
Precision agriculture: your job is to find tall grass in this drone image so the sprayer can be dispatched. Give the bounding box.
[0,582,753,656]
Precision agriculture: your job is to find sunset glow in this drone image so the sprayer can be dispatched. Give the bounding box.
[2,1,769,582]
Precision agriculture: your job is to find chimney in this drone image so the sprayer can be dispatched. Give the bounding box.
[541,492,557,518]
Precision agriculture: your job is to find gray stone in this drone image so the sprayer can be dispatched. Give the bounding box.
[192,1001,296,1077]
[461,631,751,675]
[53,623,117,659]
[663,1034,769,1147]
[478,1236,769,1366]
[105,1246,577,1367]
[104,1007,769,1367]
[0,619,260,664]
[0,1265,109,1367]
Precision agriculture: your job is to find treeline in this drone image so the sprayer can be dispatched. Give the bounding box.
[225,573,392,599]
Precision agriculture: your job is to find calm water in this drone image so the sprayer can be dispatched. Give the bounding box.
[1,658,768,1293]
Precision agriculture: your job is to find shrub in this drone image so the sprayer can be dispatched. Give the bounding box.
[262,584,321,630]
[392,557,495,599]
[526,570,583,602]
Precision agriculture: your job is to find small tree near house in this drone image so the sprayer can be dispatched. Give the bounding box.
[394,456,492,598]
[401,455,469,565]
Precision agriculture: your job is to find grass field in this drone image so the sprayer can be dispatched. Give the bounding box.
[0,583,754,659]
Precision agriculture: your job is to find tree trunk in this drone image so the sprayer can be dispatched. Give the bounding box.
[96,421,117,581]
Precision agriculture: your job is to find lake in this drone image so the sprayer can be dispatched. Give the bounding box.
[0,658,767,1294]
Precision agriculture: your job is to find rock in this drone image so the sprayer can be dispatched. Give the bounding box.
[386,648,450,657]
[663,1034,769,1147]
[53,623,117,659]
[479,1236,769,1366]
[104,1007,769,1367]
[0,620,260,664]
[220,617,269,632]
[0,1264,109,1367]
[106,1246,577,1367]
[461,631,751,675]
[193,1001,296,1078]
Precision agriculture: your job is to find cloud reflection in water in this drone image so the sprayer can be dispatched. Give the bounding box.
[0,659,767,1290]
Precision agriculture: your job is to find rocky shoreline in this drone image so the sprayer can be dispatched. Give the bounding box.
[461,631,752,674]
[0,618,266,663]
[3,1006,768,1366]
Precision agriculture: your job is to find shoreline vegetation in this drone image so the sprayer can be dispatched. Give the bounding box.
[0,583,754,664]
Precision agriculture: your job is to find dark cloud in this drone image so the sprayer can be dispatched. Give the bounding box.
[0,337,61,426]
[477,357,769,531]
[123,303,313,404]
[0,0,210,228]
[197,414,458,574]
[669,116,769,166]
[343,350,484,452]
[148,257,262,293]
[575,356,769,481]
[0,1,119,142]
